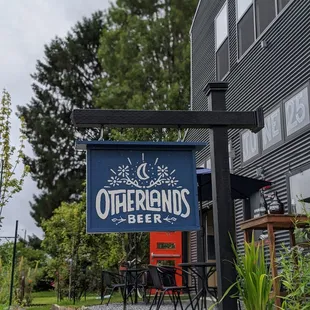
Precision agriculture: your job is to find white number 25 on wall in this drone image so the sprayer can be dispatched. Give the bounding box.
[285,87,310,136]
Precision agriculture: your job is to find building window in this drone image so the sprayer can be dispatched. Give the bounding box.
[237,0,252,20]
[237,5,254,57]
[215,3,229,80]
[277,0,291,13]
[284,86,310,137]
[216,39,229,80]
[237,0,292,58]
[255,0,276,36]
[289,166,310,214]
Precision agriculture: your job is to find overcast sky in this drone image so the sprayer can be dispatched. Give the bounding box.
[0,0,112,240]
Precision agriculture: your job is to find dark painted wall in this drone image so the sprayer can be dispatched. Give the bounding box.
[187,0,310,255]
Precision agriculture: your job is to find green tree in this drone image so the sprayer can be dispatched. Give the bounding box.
[95,0,196,114]
[94,0,197,259]
[17,242,46,270]
[42,192,150,298]
[17,1,197,226]
[42,194,111,299]
[0,238,45,305]
[17,12,105,225]
[26,234,42,251]
[0,90,29,227]
[0,242,13,304]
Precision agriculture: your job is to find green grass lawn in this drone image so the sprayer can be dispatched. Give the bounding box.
[26,290,124,310]
[4,290,191,310]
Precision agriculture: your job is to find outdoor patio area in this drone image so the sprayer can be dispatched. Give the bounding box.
[89,300,217,310]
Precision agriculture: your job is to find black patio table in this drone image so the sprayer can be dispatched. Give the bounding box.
[122,267,148,310]
[178,262,216,310]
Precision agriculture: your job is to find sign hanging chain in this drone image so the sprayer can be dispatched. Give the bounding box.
[177,126,182,142]
[98,126,110,141]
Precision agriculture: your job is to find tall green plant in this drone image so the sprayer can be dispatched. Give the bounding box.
[0,90,29,226]
[278,208,310,310]
[233,236,274,310]
[0,257,11,305]
[278,245,310,310]
[15,256,39,306]
[210,235,274,310]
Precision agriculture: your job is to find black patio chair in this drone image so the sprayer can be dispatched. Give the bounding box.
[124,268,149,303]
[140,269,156,304]
[100,270,133,306]
[161,265,198,299]
[148,265,195,310]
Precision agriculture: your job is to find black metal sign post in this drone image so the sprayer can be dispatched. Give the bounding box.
[72,82,264,310]
[205,83,235,310]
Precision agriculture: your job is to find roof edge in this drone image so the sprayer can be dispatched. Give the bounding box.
[189,0,203,34]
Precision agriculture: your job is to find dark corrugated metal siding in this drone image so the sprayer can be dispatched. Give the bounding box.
[188,0,310,257]
[189,231,198,285]
[190,231,198,262]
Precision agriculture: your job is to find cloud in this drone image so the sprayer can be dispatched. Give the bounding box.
[0,0,111,239]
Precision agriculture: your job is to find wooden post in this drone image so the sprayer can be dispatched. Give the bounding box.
[289,229,296,246]
[267,223,280,307]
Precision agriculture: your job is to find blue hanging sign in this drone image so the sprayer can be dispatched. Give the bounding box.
[76,141,205,233]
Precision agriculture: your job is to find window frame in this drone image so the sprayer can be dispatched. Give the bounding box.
[214,2,230,80]
[236,4,255,59]
[236,0,253,22]
[286,162,310,214]
[236,0,295,61]
[255,0,276,38]
[215,2,228,51]
[277,0,291,14]
[216,38,230,80]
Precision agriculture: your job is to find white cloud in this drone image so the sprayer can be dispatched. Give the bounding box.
[0,0,111,239]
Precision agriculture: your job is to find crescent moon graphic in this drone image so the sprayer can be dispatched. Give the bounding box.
[137,163,149,180]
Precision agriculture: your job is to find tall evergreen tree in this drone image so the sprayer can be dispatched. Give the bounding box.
[17,12,105,225]
[18,1,197,226]
[95,0,197,114]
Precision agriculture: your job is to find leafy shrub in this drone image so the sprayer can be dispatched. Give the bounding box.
[15,256,39,306]
[211,234,274,310]
[278,211,310,310]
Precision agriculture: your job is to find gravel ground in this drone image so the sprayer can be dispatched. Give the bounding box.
[88,299,218,310]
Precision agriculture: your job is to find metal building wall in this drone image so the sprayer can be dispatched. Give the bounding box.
[187,0,310,256]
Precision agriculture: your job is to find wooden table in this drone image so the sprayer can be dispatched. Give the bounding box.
[240,214,308,307]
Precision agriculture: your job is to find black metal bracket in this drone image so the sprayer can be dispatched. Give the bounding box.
[71,107,264,133]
